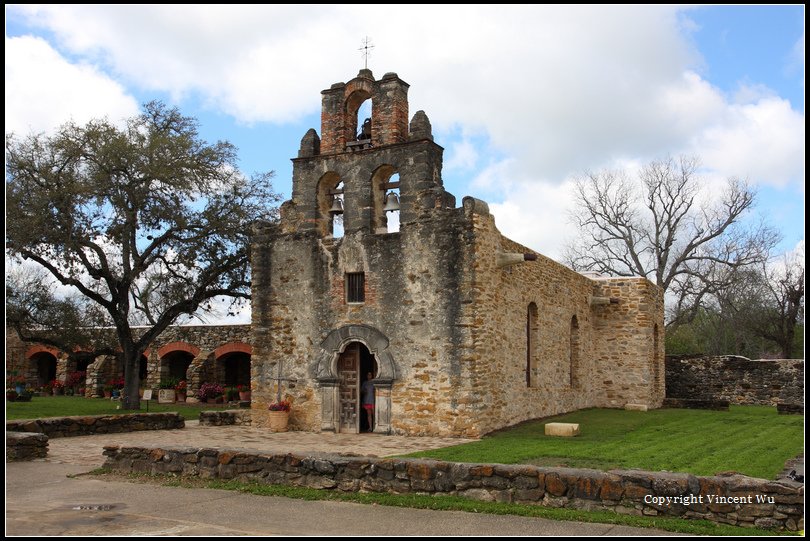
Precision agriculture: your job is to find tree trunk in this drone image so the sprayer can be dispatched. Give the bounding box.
[122,351,141,410]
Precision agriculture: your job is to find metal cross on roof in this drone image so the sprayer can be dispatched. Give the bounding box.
[358,36,374,69]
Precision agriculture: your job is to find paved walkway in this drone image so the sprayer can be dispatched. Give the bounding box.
[6,462,677,536]
[45,420,475,467]
[7,423,684,536]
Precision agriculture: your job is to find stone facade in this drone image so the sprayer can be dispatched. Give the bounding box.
[6,413,184,438]
[665,355,804,406]
[103,445,804,531]
[250,69,664,437]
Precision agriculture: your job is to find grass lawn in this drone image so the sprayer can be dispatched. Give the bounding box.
[406,406,803,480]
[6,395,229,421]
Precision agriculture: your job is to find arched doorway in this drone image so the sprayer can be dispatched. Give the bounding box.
[337,342,378,434]
[32,352,57,386]
[220,352,251,387]
[162,351,194,383]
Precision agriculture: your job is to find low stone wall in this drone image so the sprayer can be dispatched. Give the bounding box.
[7,432,49,461]
[662,398,730,411]
[665,356,804,406]
[6,413,184,438]
[102,445,804,531]
[777,403,804,415]
[199,410,252,426]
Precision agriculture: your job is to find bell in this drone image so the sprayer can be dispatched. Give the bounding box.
[383,192,400,212]
[329,197,343,214]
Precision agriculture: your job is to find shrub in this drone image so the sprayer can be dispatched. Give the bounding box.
[160,377,180,390]
[198,382,224,400]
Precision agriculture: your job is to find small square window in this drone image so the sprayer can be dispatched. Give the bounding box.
[346,272,365,303]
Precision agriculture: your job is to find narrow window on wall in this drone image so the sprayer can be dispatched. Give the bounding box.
[527,303,538,387]
[569,315,580,388]
[346,272,365,303]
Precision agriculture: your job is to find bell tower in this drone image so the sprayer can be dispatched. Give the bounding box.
[283,69,452,238]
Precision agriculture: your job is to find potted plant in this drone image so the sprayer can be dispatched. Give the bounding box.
[237,384,251,402]
[198,382,224,404]
[102,382,113,398]
[111,377,125,399]
[51,379,65,396]
[17,387,34,402]
[267,399,291,432]
[158,377,179,403]
[225,386,239,402]
[7,389,19,402]
[175,380,187,402]
[8,373,26,394]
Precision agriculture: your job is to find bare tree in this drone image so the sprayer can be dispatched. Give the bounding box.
[6,102,279,409]
[565,155,780,329]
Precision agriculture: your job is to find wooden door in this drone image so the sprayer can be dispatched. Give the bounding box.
[337,345,360,433]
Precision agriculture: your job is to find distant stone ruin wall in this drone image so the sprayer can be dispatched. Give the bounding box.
[665,355,804,406]
[102,445,804,531]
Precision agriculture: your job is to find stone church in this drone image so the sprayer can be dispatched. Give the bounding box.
[249,69,665,437]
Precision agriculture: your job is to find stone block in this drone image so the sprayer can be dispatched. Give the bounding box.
[624,404,648,411]
[544,423,580,437]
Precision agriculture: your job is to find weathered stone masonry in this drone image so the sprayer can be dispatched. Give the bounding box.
[250,69,665,437]
[666,355,804,406]
[103,445,804,531]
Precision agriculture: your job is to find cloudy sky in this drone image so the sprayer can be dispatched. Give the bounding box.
[6,6,804,266]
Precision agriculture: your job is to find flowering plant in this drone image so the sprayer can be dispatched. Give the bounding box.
[50,379,65,390]
[66,371,86,388]
[268,400,291,412]
[8,374,26,386]
[107,377,125,390]
[236,384,250,392]
[198,382,224,400]
[175,380,187,392]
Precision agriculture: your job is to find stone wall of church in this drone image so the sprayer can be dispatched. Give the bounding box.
[456,201,663,435]
[251,192,664,437]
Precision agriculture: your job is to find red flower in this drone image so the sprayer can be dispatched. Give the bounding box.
[268,400,291,412]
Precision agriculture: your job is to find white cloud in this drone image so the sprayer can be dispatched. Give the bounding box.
[4,35,138,134]
[696,97,805,188]
[489,177,578,261]
[445,138,479,172]
[6,5,804,258]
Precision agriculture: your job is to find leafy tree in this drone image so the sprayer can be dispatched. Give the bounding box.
[565,155,780,330]
[664,251,804,359]
[6,102,279,409]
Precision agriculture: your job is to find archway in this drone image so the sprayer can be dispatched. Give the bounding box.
[161,351,194,383]
[32,352,57,386]
[336,342,378,434]
[314,324,396,434]
[220,352,251,387]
